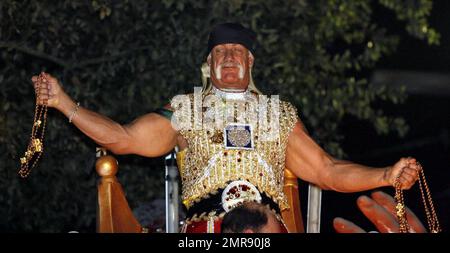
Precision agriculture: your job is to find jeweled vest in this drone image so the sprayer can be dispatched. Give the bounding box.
[172,92,298,211]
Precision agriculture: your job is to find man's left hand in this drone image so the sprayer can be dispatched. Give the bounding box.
[385,157,421,190]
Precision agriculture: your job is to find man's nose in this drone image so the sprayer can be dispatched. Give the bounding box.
[224,50,234,61]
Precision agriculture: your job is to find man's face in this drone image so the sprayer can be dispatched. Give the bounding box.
[208,43,253,91]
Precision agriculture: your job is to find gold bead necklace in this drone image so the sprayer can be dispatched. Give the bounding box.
[395,162,441,233]
[19,73,48,178]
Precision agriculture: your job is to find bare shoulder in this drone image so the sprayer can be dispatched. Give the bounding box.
[125,111,175,134]
[122,110,178,157]
[288,121,309,140]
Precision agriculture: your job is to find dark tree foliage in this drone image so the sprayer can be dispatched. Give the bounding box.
[0,0,438,232]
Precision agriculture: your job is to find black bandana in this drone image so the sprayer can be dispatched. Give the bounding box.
[207,23,256,55]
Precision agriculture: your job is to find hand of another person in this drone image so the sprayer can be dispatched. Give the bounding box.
[333,191,427,233]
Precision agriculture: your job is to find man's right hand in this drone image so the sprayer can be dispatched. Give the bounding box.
[31,72,64,108]
[29,71,179,157]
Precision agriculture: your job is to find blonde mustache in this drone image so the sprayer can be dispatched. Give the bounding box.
[215,62,244,80]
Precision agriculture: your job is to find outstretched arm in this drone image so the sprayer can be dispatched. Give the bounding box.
[285,121,420,192]
[32,72,178,157]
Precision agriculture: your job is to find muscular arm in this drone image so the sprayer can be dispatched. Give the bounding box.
[57,92,177,157]
[32,72,179,157]
[285,122,390,192]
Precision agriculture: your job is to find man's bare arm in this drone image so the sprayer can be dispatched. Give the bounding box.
[285,121,420,192]
[32,73,177,157]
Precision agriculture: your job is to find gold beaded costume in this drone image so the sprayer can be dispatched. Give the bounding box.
[172,89,299,222]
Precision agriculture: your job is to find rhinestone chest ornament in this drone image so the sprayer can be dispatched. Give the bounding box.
[224,124,253,150]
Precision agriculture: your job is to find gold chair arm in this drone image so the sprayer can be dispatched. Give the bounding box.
[281,168,305,233]
[96,154,142,233]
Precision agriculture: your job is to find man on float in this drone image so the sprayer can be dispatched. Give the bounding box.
[32,23,421,233]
